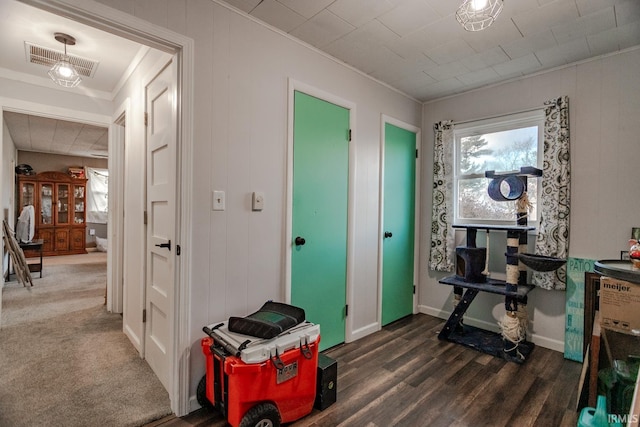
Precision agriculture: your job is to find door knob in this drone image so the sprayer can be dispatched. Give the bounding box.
[155,240,171,251]
[294,236,306,246]
[384,231,393,238]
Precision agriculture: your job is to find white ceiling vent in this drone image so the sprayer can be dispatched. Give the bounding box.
[24,41,99,78]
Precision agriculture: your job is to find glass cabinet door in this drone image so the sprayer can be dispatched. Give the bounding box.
[73,185,85,224]
[57,184,70,225]
[40,184,53,225]
[20,182,35,208]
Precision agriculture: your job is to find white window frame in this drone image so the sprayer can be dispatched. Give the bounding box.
[453,110,545,227]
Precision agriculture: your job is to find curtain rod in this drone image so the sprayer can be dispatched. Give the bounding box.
[451,105,545,126]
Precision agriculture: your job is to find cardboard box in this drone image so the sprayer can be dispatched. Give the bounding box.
[600,276,640,335]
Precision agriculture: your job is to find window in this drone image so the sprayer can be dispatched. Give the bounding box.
[86,167,108,224]
[453,110,544,225]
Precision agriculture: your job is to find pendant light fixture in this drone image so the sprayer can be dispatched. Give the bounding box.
[456,0,504,32]
[48,33,82,88]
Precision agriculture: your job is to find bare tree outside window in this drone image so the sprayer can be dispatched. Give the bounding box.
[456,125,540,223]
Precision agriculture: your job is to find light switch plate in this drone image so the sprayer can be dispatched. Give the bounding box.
[212,190,225,211]
[252,191,264,211]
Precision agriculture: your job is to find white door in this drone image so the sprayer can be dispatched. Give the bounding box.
[145,59,177,391]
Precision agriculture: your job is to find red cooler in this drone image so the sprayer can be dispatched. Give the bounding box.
[199,321,320,427]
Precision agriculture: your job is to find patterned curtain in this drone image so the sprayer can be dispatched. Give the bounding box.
[533,96,571,290]
[429,120,455,272]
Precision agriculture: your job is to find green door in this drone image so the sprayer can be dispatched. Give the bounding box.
[291,91,349,350]
[382,123,416,326]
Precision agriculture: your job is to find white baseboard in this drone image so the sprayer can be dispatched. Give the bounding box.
[349,322,379,342]
[529,333,564,352]
[418,305,448,323]
[418,304,565,352]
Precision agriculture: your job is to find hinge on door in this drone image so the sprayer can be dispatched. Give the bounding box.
[416,149,419,158]
[144,211,147,225]
[144,112,148,127]
[413,285,416,295]
[345,304,349,317]
[348,129,352,142]
[177,245,181,256]
[143,309,147,323]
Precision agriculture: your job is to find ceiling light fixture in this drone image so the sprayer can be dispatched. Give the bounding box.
[48,33,82,88]
[456,0,504,32]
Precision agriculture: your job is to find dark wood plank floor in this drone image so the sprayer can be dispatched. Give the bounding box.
[147,313,581,427]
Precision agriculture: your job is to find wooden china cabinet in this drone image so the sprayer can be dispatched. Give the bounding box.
[17,171,87,256]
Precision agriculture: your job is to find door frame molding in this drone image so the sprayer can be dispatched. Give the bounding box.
[378,115,421,327]
[108,98,130,315]
[19,0,195,416]
[285,78,357,344]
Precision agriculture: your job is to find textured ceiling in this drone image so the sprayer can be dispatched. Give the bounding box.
[4,111,108,159]
[2,0,639,160]
[220,0,640,101]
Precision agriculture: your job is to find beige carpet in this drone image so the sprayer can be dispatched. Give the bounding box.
[0,254,172,427]
[2,256,107,328]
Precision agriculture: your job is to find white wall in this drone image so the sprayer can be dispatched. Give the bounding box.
[421,48,640,351]
[93,0,422,402]
[0,78,113,118]
[16,151,108,173]
[1,119,16,306]
[2,121,16,228]
[201,3,422,327]
[200,3,421,391]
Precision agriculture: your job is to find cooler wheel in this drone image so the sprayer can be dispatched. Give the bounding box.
[196,375,212,409]
[239,402,281,427]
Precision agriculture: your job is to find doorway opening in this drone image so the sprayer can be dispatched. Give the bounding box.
[3,0,195,416]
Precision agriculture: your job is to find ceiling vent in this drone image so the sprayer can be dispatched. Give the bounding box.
[24,41,99,78]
